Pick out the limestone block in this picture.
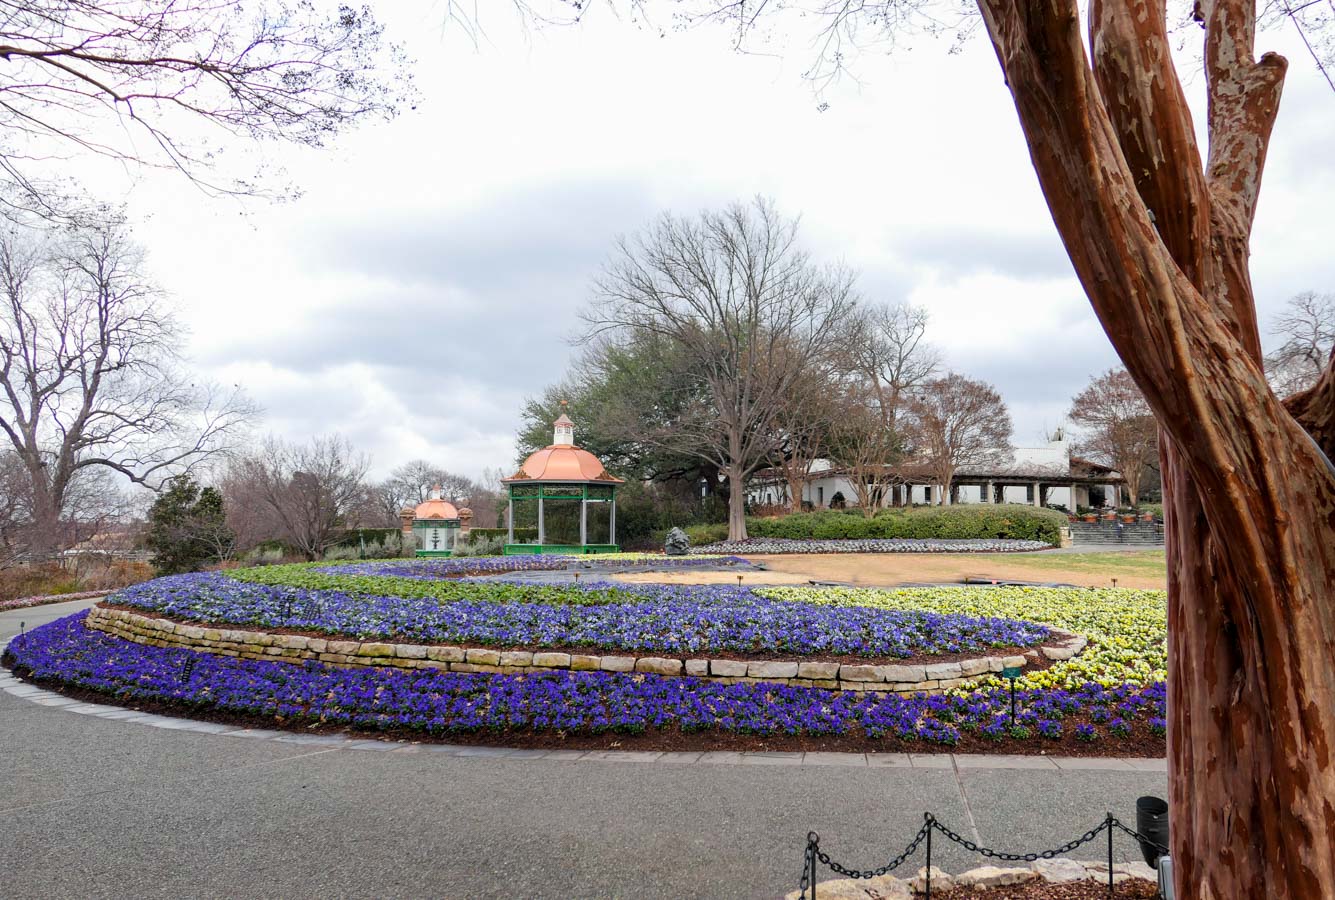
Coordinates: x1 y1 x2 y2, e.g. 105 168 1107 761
908 866 954 893
955 866 1037 888
895 680 940 692
839 664 883 682
1115 862 1156 881
569 654 601 671
684 659 709 676
358 642 395 658
747 661 799 679
878 664 927 683
1042 645 1076 660
783 874 910 900
937 678 967 690
923 661 963 681
710 659 748 677
306 638 328 653
533 652 572 668
394 643 427 659
328 640 360 656
797 661 839 680
600 655 635 672
498 650 534 667
1001 655 1027 669
465 648 502 666
203 630 224 643
1030 858 1089 883
987 657 1005 672
281 635 310 651
959 657 991 677
427 646 465 662
178 625 206 641
636 657 683 676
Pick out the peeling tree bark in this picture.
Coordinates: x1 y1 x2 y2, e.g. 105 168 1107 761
975 0 1335 895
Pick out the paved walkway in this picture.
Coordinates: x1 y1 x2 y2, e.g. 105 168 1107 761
2 601 1167 899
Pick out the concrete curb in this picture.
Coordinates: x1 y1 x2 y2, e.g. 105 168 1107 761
0 640 1165 771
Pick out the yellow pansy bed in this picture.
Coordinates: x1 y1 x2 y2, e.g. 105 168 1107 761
759 586 1167 691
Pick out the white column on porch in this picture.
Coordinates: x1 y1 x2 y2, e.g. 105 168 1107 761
537 496 545 544
507 497 514 543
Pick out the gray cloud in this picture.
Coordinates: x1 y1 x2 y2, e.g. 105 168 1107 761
892 226 1076 281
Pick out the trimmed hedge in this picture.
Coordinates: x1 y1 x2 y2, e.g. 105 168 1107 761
467 527 539 544
745 505 1066 546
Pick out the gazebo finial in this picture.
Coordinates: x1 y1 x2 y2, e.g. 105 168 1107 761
553 402 575 446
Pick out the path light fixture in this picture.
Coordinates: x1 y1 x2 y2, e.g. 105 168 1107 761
1002 665 1023 724
1112 578 1118 588
737 574 744 587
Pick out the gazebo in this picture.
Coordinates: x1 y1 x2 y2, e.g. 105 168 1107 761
502 407 623 555
399 485 473 557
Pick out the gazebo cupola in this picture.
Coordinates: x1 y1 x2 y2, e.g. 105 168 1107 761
402 484 472 557
501 404 624 555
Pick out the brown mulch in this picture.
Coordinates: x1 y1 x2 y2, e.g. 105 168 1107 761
94 601 1066 669
926 880 1158 898
3 662 1165 758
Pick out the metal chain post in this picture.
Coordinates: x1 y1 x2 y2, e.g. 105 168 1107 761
924 814 933 900
1106 812 1115 898
797 812 1164 897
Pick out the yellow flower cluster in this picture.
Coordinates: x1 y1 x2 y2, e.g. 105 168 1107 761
760 585 1167 691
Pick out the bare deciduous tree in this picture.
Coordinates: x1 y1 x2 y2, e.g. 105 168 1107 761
486 0 1335 891
906 375 1012 505
1068 368 1158 505
0 0 412 218
0 218 255 557
830 302 940 514
583 197 860 540
1264 291 1334 396
363 461 482 527
225 435 369 560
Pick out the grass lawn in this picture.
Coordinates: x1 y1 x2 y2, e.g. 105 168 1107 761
978 550 1167 579
616 549 1168 590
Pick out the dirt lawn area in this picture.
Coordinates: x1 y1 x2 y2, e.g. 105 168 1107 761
614 550 1167 590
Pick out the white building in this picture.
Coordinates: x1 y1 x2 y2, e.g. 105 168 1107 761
746 435 1127 512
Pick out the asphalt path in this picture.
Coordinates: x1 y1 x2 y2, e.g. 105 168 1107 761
2 601 1167 900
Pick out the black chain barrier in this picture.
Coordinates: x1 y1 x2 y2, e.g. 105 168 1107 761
798 813 1170 900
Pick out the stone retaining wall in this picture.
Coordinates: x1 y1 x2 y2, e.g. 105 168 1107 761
84 605 1087 694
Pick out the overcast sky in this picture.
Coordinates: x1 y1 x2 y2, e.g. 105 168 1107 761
103 3 1335 482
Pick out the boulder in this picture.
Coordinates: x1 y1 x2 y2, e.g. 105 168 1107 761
1030 858 1089 883
954 865 1037 888
907 866 954 893
664 527 690 557
783 874 911 900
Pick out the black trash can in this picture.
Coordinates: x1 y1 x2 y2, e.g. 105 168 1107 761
1136 795 1170 867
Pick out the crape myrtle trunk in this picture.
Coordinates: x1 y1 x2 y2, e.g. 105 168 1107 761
975 0 1335 895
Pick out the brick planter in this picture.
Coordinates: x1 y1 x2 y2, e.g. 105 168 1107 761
84 605 1087 695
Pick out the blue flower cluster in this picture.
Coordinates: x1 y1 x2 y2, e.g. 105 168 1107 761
107 574 1049 659
5 616 1166 745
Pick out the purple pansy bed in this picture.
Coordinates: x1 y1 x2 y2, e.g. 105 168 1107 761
1 558 1168 754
